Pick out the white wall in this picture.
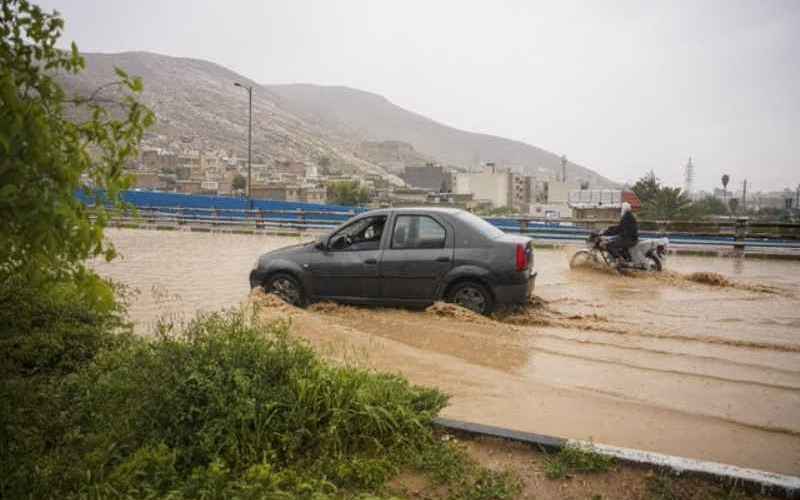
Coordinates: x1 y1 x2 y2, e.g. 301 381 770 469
454 171 510 207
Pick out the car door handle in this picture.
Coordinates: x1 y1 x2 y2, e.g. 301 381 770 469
364 258 377 265
435 256 451 262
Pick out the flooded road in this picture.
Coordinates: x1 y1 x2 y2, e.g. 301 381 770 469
92 228 800 475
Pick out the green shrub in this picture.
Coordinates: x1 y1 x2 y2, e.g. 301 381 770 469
1 307 477 498
0 272 129 379
544 443 616 479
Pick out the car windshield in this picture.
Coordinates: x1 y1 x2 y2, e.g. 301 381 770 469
455 211 505 239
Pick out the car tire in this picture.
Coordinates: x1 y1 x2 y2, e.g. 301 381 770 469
446 281 494 315
264 273 305 307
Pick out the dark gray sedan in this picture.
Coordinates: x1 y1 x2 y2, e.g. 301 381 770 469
249 207 536 314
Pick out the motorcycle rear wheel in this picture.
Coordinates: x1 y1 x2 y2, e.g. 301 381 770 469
570 250 600 269
646 254 663 272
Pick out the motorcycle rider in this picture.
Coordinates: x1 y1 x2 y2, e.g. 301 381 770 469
602 201 638 261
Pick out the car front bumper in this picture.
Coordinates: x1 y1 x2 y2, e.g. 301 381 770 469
493 270 537 305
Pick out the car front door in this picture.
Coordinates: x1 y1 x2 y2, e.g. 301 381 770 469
379 214 454 301
310 215 387 300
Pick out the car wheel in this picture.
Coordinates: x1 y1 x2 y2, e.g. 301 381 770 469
446 281 494 315
265 273 305 306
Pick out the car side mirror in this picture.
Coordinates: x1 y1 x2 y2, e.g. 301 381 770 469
329 234 348 251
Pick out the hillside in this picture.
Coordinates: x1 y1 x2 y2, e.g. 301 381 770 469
60 52 398 181
60 51 614 187
268 83 613 186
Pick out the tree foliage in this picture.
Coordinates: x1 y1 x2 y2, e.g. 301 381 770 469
231 173 246 191
630 171 752 220
0 0 154 286
630 170 660 206
690 195 728 217
640 186 693 220
631 172 696 220
327 180 369 206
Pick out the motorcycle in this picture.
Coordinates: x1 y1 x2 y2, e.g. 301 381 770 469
570 231 669 272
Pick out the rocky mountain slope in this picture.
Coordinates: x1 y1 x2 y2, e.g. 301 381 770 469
60 51 394 180
61 51 613 186
267 83 612 186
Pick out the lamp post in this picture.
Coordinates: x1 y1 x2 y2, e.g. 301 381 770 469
233 82 253 210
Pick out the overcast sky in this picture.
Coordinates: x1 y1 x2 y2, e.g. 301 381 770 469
40 0 799 192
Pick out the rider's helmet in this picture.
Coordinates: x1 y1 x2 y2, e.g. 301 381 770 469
621 202 632 215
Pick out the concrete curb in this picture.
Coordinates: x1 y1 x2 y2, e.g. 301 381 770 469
433 418 800 499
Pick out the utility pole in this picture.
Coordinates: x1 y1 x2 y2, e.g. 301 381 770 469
233 82 253 210
742 179 747 212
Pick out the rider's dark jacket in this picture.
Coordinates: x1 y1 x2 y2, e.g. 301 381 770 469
603 211 639 242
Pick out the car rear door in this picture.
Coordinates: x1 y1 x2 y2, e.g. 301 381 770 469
379 213 454 301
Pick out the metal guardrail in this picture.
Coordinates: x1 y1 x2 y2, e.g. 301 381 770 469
91 205 800 253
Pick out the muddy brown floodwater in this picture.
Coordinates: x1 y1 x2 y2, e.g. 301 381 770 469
92 228 800 475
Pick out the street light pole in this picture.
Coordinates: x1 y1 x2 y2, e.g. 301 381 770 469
234 82 253 210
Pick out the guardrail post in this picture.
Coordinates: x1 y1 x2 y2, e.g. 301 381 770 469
734 217 748 253
298 209 305 232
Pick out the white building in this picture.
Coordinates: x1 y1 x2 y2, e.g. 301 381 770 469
304 164 319 179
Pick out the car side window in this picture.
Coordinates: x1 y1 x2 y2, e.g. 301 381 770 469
329 216 387 251
391 215 446 249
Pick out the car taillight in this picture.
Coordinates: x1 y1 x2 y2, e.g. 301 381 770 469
515 244 528 272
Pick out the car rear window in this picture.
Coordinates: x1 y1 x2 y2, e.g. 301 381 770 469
455 212 505 239
392 215 446 249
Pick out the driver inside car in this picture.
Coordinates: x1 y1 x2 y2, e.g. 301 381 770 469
602 202 638 260
331 217 386 251
349 218 384 250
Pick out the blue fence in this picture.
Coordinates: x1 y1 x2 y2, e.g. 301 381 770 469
79 190 364 225
85 191 800 252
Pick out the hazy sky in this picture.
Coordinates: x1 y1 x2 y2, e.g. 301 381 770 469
40 0 799 192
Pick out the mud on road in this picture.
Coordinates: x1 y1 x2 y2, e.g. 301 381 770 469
92 229 800 475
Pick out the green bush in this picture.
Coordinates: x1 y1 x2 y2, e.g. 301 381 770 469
544 443 616 479
2 304 487 498
0 273 128 379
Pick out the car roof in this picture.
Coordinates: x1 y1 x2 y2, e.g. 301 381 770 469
359 207 465 217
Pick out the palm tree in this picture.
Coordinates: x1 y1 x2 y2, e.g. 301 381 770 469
641 187 693 220
721 174 730 206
